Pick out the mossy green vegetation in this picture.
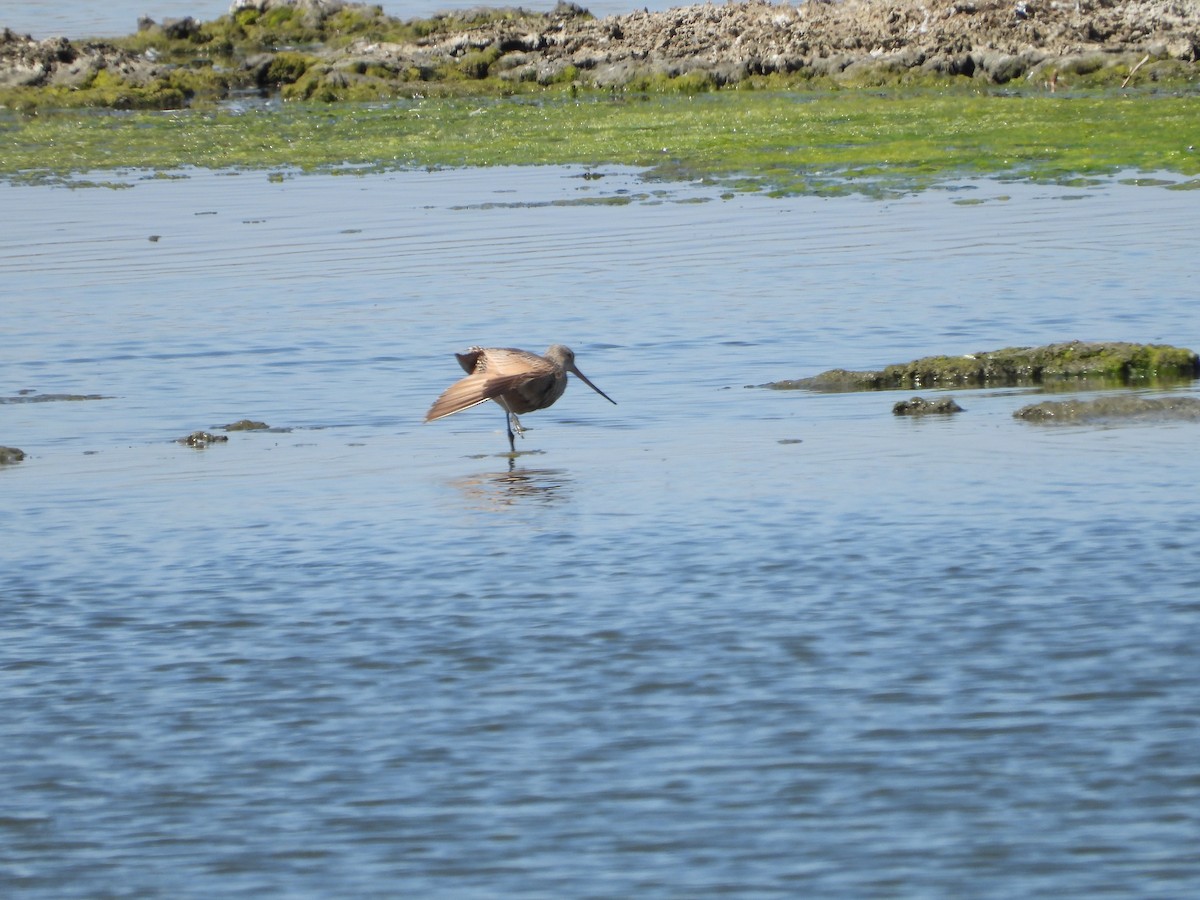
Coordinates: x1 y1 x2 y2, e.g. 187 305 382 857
3 51 1194 113
2 89 1198 194
0 6 595 111
114 4 554 57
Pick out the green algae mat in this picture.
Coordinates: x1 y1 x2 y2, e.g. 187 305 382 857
3 90 1199 193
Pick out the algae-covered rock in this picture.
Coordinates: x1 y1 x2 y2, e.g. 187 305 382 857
0 445 26 464
1014 395 1200 423
4 0 1200 109
177 430 229 447
767 342 1199 392
893 396 964 416
221 419 269 431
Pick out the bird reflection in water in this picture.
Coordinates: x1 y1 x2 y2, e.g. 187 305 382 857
450 461 572 509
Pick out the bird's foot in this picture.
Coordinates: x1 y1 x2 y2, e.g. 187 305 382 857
509 414 526 438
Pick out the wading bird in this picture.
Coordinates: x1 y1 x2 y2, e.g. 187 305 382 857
425 344 616 452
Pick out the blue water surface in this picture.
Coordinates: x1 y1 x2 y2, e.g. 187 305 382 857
2 166 1199 898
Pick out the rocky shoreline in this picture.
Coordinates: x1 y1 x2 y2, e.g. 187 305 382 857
3 0 1200 107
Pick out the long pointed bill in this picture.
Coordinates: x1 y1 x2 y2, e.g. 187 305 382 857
569 366 617 405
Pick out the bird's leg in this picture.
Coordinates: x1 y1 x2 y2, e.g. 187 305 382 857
504 414 527 453
499 400 524 454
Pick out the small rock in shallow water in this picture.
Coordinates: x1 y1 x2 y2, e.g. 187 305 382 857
221 419 269 431
893 396 964 416
177 431 228 447
0 445 26 464
1014 395 1200 423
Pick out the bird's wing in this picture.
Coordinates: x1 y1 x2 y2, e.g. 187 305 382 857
424 372 536 422
473 348 557 377
455 348 484 375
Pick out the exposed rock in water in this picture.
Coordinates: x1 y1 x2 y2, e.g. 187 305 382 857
177 430 229 447
1014 394 1200 423
0 391 110 404
0 28 160 89
0 445 26 464
893 396 964 416
221 419 270 431
765 342 1200 392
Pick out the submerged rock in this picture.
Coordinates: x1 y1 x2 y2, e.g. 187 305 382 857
177 430 229 447
0 445 26 464
0 391 109 404
766 342 1199 392
893 396 964 416
1014 394 1200 423
221 419 270 431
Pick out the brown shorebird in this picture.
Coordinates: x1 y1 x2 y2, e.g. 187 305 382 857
425 344 616 452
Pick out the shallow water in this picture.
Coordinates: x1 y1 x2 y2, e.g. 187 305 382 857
3 166 1200 898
